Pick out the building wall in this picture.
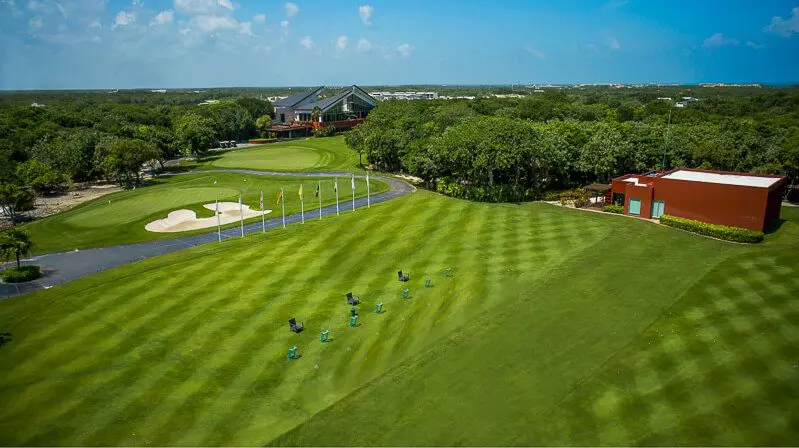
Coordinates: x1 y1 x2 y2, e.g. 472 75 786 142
273 106 294 124
765 182 786 226
624 183 654 218
651 178 768 231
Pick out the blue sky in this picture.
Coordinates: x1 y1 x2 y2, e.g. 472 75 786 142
0 0 798 89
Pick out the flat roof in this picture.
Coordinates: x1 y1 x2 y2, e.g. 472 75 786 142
661 169 781 188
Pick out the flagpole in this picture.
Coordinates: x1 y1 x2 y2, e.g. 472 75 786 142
260 190 265 233
335 177 340 215
281 187 286 229
367 171 370 208
216 198 221 243
351 174 355 212
318 181 322 220
239 195 244 238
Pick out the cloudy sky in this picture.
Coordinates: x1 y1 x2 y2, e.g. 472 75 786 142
0 0 798 89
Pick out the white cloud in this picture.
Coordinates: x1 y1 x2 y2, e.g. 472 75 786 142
113 10 136 27
89 18 102 28
192 14 238 33
178 26 191 34
284 2 298 18
91 35 101 43
746 41 764 50
702 33 738 48
334 35 347 51
300 35 315 50
28 16 42 31
280 19 289 35
239 21 252 36
252 13 265 23
523 44 545 58
607 37 621 50
359 4 372 26
173 0 231 15
151 10 174 26
132 0 141 6
765 7 799 37
356 37 372 53
26 0 44 11
397 43 412 58
586 43 597 51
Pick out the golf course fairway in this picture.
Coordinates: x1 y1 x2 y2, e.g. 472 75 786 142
0 192 797 446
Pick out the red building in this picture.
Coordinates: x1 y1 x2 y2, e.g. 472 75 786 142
608 168 787 231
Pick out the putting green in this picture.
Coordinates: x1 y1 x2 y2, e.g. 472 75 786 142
208 146 326 171
63 187 240 227
22 173 387 254
2 193 797 446
187 136 362 172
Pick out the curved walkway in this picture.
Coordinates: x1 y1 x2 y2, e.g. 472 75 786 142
0 170 415 299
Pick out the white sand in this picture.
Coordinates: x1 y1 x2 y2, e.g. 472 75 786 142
145 202 272 233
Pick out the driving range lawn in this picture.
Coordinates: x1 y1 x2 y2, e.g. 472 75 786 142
1 193 797 446
184 136 364 173
21 172 385 254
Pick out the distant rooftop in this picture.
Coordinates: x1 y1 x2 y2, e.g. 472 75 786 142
662 169 781 188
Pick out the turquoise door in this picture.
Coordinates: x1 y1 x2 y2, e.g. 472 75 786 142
651 200 665 218
628 198 641 215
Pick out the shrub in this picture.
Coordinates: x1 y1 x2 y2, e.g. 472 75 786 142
573 196 588 208
660 215 764 243
248 138 278 144
314 125 338 137
1 265 41 283
603 204 624 214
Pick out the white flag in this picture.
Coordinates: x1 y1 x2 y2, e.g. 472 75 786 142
351 174 355 190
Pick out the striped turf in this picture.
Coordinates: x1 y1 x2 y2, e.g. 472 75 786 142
1 194 797 446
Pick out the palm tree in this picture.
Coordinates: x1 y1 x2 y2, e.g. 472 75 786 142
1 227 33 269
311 106 322 124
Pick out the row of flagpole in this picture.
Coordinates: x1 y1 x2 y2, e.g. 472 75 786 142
214 173 370 242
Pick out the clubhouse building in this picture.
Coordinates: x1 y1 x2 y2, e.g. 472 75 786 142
269 85 377 138
608 168 786 231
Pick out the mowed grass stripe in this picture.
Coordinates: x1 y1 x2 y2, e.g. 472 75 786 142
109 214 362 446
60 253 261 445
9 256 226 446
2 268 191 386
188 197 430 446
171 197 423 446
101 247 294 446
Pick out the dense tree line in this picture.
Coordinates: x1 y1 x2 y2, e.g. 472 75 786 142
346 88 799 202
0 95 274 223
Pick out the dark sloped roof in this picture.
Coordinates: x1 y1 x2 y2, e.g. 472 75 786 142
295 89 350 112
294 85 376 112
273 86 325 107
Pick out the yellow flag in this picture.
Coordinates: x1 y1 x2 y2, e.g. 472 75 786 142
276 189 283 205
298 184 303 201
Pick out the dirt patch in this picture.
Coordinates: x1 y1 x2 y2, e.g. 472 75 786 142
0 181 123 229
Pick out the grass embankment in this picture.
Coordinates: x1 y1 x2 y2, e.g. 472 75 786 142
1 193 797 445
183 136 364 173
22 172 386 254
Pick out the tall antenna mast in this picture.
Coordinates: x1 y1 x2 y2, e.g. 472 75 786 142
661 106 673 171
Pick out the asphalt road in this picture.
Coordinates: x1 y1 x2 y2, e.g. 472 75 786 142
0 170 414 299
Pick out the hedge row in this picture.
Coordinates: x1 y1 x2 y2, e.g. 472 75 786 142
248 138 278 144
1 265 41 283
603 204 624 214
660 215 764 243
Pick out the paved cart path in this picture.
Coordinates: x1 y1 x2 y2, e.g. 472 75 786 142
0 170 414 299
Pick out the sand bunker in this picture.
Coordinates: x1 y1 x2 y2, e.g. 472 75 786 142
145 202 271 233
